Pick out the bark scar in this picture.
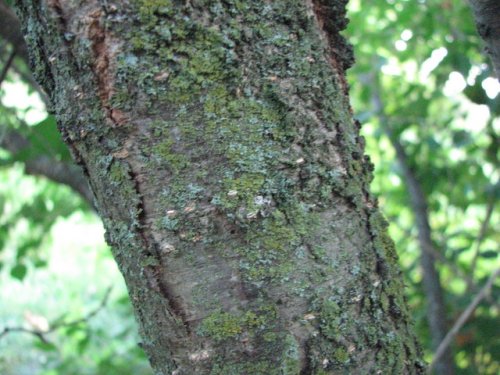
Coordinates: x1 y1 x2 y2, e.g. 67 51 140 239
87 10 127 126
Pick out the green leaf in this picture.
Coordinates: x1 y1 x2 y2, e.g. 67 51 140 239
34 259 48 268
479 250 498 259
34 340 58 352
10 263 27 280
13 116 71 163
77 335 91 354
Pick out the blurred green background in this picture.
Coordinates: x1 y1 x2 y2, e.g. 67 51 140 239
0 0 498 374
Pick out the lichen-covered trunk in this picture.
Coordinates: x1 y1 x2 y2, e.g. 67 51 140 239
16 0 424 373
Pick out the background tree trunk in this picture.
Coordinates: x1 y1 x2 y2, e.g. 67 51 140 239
15 0 424 373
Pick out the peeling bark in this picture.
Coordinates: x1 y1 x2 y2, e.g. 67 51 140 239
15 0 425 373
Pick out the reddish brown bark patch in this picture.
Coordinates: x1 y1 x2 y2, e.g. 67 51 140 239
87 10 127 126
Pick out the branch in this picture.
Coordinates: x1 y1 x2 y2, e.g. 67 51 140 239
0 0 29 63
0 48 16 87
0 125 95 207
0 3 89 204
469 194 496 281
0 287 112 342
428 268 500 373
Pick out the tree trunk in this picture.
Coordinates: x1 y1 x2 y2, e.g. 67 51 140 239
15 0 424 373
468 0 500 81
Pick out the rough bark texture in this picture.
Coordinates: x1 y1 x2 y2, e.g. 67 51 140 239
15 0 424 373
468 0 500 80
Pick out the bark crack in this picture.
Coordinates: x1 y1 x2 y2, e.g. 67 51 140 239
127 159 192 334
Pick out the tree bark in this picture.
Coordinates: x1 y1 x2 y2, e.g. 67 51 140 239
15 0 424 373
468 0 500 80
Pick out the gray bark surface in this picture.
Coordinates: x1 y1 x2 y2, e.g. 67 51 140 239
15 0 424 373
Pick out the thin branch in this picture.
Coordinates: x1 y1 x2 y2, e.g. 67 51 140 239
368 73 492 294
51 287 113 330
0 287 113 342
469 189 496 280
0 48 16 88
428 268 500 374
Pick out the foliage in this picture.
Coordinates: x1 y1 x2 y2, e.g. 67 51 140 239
346 0 499 373
0 0 498 374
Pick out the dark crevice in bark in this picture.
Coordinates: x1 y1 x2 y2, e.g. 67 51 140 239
130 165 192 333
299 340 312 375
47 0 67 29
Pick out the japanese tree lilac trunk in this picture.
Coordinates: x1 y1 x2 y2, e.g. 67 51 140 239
15 0 424 373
